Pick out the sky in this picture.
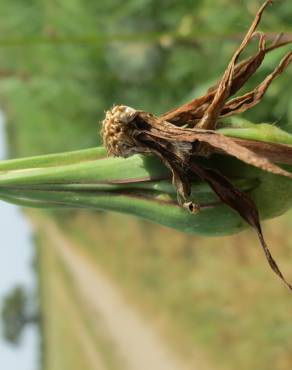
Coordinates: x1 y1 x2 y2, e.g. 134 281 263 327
0 112 38 370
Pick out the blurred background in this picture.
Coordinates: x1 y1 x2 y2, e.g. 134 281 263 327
0 0 292 369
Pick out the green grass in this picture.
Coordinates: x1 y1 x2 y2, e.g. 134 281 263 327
58 210 292 370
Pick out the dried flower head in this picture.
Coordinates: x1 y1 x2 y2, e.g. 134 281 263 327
102 105 141 157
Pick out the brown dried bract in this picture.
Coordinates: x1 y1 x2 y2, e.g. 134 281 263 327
101 1 292 290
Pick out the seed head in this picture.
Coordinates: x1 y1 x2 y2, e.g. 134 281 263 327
101 105 139 157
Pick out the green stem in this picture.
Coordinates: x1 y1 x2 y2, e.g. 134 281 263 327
0 147 107 172
0 187 247 236
0 120 291 236
0 154 169 187
218 122 292 145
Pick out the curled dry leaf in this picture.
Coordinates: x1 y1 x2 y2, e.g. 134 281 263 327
221 51 292 117
101 1 292 290
161 1 292 128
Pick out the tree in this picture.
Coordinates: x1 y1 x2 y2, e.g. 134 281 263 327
1 285 39 346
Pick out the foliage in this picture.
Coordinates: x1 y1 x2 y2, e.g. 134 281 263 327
0 0 291 157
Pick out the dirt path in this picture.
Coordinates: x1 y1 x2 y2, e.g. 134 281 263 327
51 258 107 370
35 217 210 370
